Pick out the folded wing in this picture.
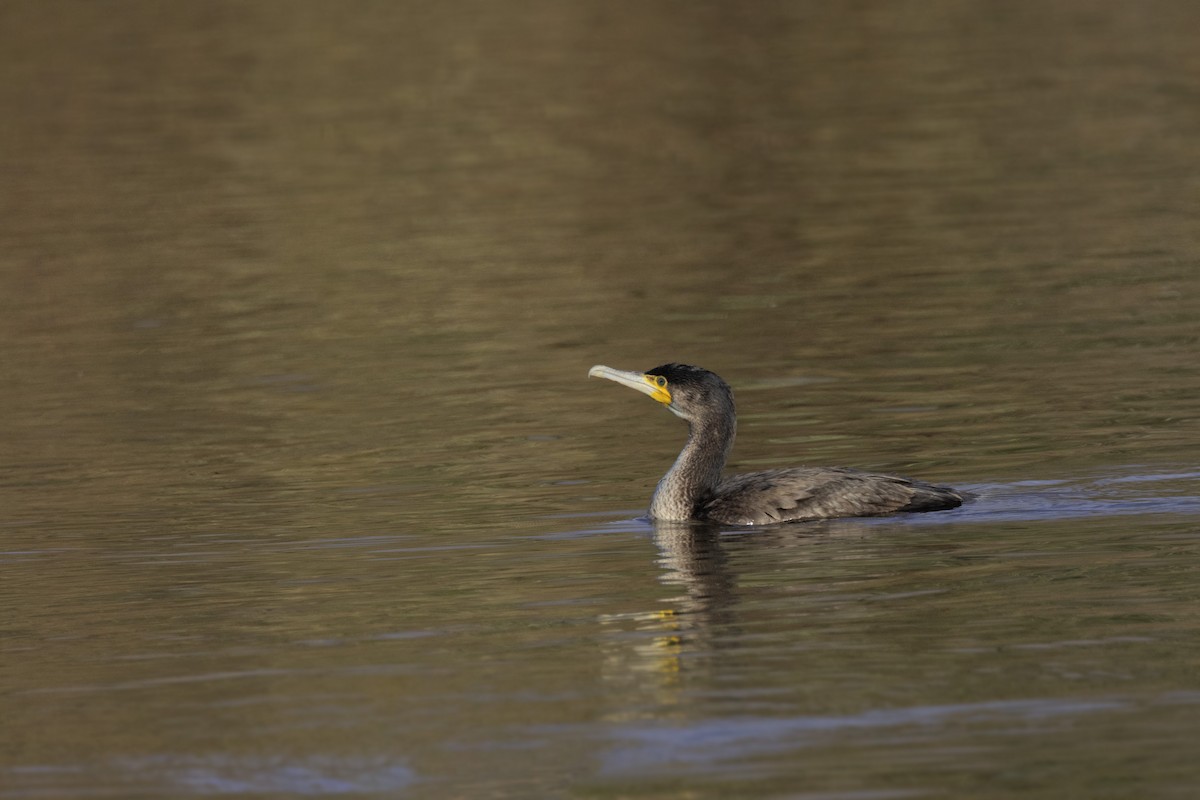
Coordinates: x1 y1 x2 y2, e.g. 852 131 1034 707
701 467 963 526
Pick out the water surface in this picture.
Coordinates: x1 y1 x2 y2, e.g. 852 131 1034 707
3 2 1200 798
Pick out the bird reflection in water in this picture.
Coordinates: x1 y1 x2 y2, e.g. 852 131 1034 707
596 520 734 709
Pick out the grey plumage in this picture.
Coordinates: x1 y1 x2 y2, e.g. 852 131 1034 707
702 467 961 525
589 362 962 526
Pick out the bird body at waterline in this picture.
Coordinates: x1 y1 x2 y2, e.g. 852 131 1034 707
588 363 963 525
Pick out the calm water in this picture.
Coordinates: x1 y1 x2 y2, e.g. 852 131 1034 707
3 2 1200 798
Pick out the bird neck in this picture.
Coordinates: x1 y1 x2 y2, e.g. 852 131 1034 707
649 413 735 521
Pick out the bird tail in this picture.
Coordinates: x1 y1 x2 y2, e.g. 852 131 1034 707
899 483 964 513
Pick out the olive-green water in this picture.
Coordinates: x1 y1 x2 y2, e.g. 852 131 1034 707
3 2 1200 798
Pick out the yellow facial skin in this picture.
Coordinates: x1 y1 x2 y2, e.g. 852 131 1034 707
644 374 672 404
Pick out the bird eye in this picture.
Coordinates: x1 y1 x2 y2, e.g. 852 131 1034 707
655 376 667 388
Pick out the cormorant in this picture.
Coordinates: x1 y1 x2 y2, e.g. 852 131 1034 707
588 363 962 525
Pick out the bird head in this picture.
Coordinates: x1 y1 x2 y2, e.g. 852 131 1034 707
588 363 734 424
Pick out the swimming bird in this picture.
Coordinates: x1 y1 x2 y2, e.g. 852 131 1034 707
588 363 962 525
